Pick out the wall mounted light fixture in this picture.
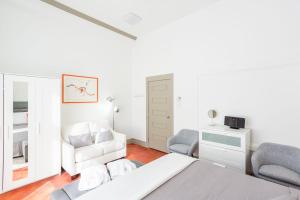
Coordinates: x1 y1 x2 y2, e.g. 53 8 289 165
208 109 217 126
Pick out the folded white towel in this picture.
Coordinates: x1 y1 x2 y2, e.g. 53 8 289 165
107 159 137 180
78 164 110 191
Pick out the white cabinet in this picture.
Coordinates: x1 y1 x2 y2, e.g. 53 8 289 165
1 74 61 193
199 125 251 174
35 77 61 180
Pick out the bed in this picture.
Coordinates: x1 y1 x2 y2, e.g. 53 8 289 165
68 153 299 200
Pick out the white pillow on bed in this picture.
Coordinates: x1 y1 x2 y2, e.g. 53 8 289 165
78 165 110 191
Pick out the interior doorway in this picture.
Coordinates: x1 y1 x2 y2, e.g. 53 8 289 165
146 74 173 152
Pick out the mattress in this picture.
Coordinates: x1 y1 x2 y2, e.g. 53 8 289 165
144 159 300 200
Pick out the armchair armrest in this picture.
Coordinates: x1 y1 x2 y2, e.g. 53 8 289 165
167 135 177 153
251 148 266 177
112 130 126 144
188 141 198 157
61 139 76 175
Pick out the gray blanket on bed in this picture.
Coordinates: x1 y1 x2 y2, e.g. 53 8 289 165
143 160 300 200
53 159 299 200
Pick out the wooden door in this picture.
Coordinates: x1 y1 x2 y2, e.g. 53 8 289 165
35 78 61 180
147 74 173 152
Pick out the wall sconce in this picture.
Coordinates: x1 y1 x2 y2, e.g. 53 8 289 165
208 109 217 126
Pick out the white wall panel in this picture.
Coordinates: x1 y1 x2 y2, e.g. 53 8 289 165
131 0 300 148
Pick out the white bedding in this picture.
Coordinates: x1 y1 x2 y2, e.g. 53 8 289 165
78 164 110 191
107 159 137 180
76 153 196 200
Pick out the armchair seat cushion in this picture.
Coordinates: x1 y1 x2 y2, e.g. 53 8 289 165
169 144 190 155
97 140 125 154
259 165 300 186
75 144 104 163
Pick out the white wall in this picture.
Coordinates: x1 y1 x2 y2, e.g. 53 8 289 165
1 0 300 148
0 0 134 133
131 0 300 148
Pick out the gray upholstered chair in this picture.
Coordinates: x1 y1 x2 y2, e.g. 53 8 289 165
252 143 300 189
167 129 199 157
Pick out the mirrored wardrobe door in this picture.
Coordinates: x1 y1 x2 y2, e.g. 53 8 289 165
3 75 36 191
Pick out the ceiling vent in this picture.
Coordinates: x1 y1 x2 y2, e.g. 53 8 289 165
123 12 142 25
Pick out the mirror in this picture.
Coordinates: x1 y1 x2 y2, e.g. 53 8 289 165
12 82 29 181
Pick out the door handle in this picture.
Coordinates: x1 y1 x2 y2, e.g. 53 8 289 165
166 116 170 119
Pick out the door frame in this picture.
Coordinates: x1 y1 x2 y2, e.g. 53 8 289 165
146 73 174 149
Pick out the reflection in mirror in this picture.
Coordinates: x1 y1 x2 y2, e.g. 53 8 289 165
12 82 29 181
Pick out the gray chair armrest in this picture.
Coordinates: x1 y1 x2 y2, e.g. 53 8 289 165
188 141 198 157
251 148 265 177
167 135 177 152
251 143 277 177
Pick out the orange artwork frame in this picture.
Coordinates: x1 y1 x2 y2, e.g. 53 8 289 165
62 74 99 104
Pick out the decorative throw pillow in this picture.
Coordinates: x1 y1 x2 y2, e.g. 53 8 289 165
63 122 91 143
95 129 113 144
91 128 108 143
69 133 93 148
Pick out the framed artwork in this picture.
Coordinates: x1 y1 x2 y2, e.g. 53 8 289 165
62 74 99 103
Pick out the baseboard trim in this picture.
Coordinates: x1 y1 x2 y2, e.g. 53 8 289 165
127 138 148 147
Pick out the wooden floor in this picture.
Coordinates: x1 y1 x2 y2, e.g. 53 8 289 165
0 144 166 200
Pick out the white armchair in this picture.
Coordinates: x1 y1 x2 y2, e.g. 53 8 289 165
61 122 126 176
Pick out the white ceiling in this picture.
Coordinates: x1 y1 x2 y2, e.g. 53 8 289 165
57 0 219 37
